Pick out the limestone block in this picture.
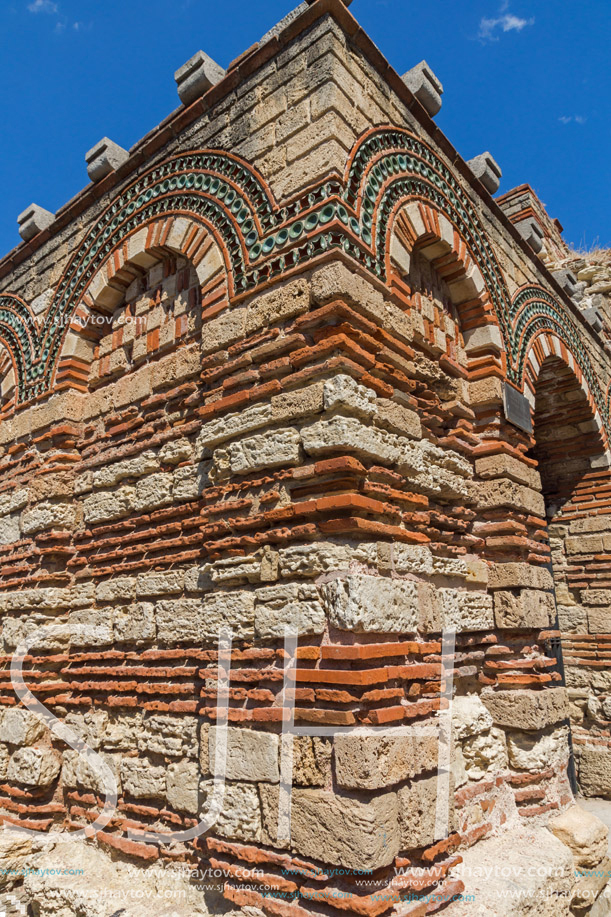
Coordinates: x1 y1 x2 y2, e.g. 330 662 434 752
475 453 541 490
440 588 494 632
549 805 609 868
209 727 279 782
254 583 325 637
446 826 574 916
506 726 569 770
477 479 545 516
95 576 136 603
159 438 193 465
278 542 351 577
557 604 587 632
7 746 60 787
205 548 278 586
17 203 54 242
401 60 443 116
290 788 400 870
488 563 553 591
0 708 45 746
398 773 455 848
323 374 376 417
494 589 555 628
175 50 225 105
136 570 184 597
85 136 129 182
166 760 199 814
573 858 611 912
201 591 255 639
0 515 21 545
467 152 502 195
271 383 325 425
334 730 437 789
589 608 611 633
139 714 198 758
120 758 166 799
92 451 159 488
0 827 31 889
376 399 422 439
132 472 174 512
196 403 272 452
156 599 203 644
452 695 494 740
173 461 210 500
320 574 441 633
462 728 508 780
21 502 75 535
113 602 156 644
292 736 332 787
245 277 310 334
578 746 611 798
377 543 434 576
584 590 611 606
481 688 569 730
64 709 109 750
0 489 28 516
227 429 301 476
82 487 135 524
301 415 401 464
571 516 611 535
200 780 262 842
69 607 113 647
62 749 122 795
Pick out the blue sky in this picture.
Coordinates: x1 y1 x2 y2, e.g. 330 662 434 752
0 0 609 260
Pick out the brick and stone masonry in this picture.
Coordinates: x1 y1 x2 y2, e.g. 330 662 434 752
0 1 611 914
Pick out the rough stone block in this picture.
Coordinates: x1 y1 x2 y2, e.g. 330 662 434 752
462 727 508 781
120 758 166 800
290 788 400 870
578 746 611 799
452 694 494 739
0 708 46 747
175 50 226 105
7 747 60 787
441 588 494 632
552 269 579 298
113 602 156 644
17 204 54 242
255 583 324 637
166 760 199 814
488 563 553 591
227 429 301 476
493 589 555 628
209 727 279 782
334 730 437 789
481 688 569 730
506 726 568 770
69 607 113 647
398 773 455 848
549 805 609 869
515 216 545 253
401 60 443 116
85 137 129 182
467 152 502 195
200 780 262 842
320 574 441 633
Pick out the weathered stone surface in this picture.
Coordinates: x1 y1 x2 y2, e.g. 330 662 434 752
321 574 440 633
7 746 60 787
446 826 574 915
334 730 438 789
462 727 508 780
397 773 455 848
61 748 122 795
488 563 554 591
21 501 75 534
578 746 611 798
440 587 494 631
209 726 279 783
549 805 609 868
292 736 332 786
226 428 301 476
506 726 569 770
255 582 325 637
1 708 46 746
481 688 570 730
278 542 351 576
290 788 400 870
493 589 555 628
113 602 156 644
166 760 199 814
120 757 166 799
200 779 262 842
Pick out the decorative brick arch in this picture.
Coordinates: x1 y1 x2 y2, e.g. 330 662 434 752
54 215 229 394
522 329 609 452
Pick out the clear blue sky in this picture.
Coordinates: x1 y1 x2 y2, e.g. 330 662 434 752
0 0 609 260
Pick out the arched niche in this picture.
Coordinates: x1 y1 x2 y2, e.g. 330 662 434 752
54 216 228 392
